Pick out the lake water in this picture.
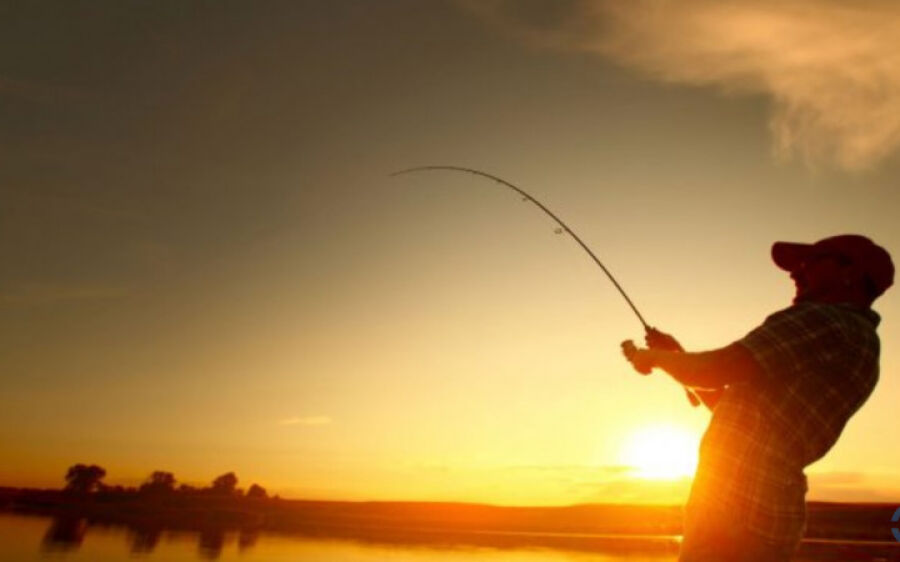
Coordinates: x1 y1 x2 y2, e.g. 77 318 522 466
0 512 675 562
2 512 898 561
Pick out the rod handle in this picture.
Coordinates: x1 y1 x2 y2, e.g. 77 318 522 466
645 326 702 408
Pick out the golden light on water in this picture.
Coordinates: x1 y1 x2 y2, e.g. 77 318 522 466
620 425 700 480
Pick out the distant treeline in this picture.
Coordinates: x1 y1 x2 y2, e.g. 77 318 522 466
61 463 270 499
1 465 899 551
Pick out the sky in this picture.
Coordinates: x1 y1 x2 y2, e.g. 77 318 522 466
2 0 900 506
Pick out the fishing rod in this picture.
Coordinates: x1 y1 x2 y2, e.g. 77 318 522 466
391 165 701 408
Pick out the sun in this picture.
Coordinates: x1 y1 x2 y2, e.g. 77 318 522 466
619 425 700 480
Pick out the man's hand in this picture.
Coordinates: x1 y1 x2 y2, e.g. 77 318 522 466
644 328 701 406
621 340 655 375
645 327 684 352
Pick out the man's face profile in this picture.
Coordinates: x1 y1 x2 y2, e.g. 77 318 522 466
790 252 856 304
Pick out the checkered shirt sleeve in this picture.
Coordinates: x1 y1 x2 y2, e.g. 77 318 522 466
738 302 880 467
686 302 880 547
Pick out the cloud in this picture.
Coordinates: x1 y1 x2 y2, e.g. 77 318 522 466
570 475 692 505
806 470 900 502
807 470 866 486
278 416 332 426
410 463 690 504
527 465 692 504
463 0 900 170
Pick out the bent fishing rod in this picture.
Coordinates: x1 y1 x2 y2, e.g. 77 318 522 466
390 165 701 408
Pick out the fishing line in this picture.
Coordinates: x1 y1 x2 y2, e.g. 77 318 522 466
392 166 648 328
390 165 700 407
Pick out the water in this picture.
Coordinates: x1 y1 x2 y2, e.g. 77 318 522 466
2 512 898 561
0 512 675 562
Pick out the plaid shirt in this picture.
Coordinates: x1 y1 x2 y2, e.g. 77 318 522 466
685 302 881 547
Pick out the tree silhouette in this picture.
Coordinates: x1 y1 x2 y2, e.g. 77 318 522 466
246 484 267 499
139 471 176 494
64 464 106 494
210 472 238 495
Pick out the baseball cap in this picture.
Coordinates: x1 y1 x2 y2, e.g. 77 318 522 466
772 234 894 299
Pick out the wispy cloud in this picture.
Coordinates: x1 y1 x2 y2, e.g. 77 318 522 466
278 416 333 427
806 470 900 502
408 462 691 504
463 0 900 170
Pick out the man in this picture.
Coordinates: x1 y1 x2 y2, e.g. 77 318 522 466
622 234 893 561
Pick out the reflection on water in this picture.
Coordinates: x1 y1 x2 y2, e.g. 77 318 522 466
129 524 162 554
1 512 678 562
238 528 259 551
1 512 898 561
41 516 86 552
197 527 226 559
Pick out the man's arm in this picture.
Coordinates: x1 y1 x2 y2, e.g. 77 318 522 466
623 342 764 390
641 328 731 409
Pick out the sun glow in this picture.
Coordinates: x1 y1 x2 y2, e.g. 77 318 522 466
620 425 700 480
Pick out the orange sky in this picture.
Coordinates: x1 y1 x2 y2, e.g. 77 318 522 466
1 1 899 506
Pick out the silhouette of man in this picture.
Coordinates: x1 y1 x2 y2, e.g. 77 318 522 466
622 234 893 561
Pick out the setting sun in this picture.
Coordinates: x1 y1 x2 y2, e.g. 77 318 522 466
620 425 700 480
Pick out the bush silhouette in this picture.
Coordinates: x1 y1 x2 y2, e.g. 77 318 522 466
139 471 176 494
211 472 238 496
246 484 267 499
